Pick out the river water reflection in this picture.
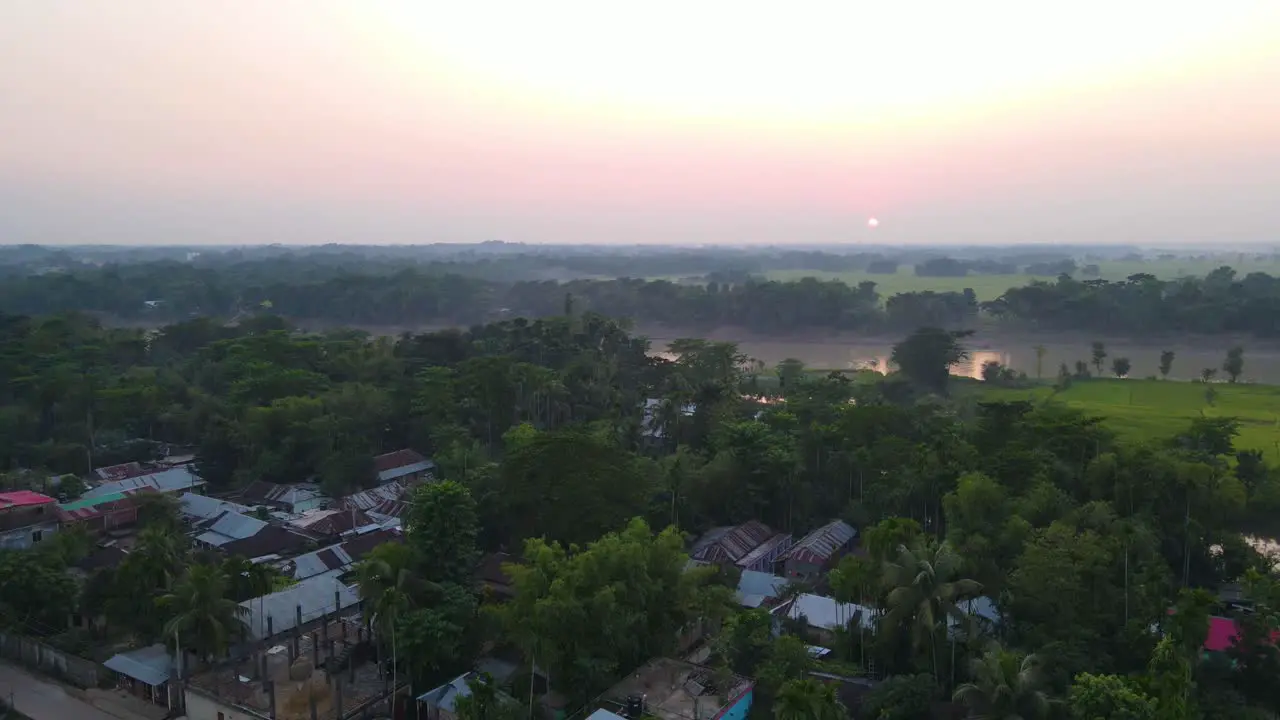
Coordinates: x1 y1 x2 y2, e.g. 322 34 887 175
650 336 1280 384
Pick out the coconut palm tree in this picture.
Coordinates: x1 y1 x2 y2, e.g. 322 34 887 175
953 644 1051 720
355 544 435 690
130 525 187 590
158 564 248 669
773 678 845 720
883 538 982 685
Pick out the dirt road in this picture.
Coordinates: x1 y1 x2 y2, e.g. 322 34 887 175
0 662 119 720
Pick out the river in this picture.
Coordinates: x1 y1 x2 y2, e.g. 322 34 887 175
640 330 1280 383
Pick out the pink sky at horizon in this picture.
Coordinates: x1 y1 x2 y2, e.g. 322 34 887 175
3 2 1280 246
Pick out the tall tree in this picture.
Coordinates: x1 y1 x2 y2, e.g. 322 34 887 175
158 564 248 664
1112 357 1131 379
405 480 480 587
1159 350 1175 380
773 678 845 720
1223 346 1245 383
953 644 1052 720
883 538 982 685
890 328 973 395
1090 341 1107 375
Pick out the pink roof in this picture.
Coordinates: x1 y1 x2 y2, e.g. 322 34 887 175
0 490 57 509
1203 616 1280 652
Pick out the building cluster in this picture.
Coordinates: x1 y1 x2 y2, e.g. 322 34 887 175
3 448 435 720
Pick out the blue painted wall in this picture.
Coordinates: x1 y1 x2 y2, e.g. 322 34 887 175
716 687 753 720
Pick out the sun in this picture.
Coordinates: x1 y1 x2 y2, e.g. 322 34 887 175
867 217 880 228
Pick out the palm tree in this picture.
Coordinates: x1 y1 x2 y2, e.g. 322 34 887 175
883 538 982 686
130 526 187 590
773 678 845 720
158 564 248 669
355 546 435 690
953 644 1051 720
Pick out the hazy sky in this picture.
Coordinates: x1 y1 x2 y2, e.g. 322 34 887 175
4 1 1280 246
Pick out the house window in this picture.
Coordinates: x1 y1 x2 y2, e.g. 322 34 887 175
32 530 43 543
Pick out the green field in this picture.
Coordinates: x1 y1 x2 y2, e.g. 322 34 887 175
976 378 1280 461
765 257 1280 301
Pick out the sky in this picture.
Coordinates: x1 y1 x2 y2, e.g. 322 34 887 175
3 1 1280 246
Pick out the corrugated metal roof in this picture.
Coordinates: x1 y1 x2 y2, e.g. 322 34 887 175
82 467 203 499
417 672 473 709
737 570 788 603
782 594 877 632
241 575 360 640
180 492 251 521
104 644 174 686
0 491 56 508
691 521 775 565
373 449 430 474
782 520 857 566
197 510 267 546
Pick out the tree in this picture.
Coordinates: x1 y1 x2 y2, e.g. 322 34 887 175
1090 342 1107 375
890 327 973 395
355 542 433 691
1200 367 1217 383
773 678 845 720
862 673 936 720
404 480 479 587
953 644 1051 720
498 519 733 707
1223 346 1244 383
883 538 982 684
1159 350 1175 379
453 673 523 720
1144 637 1196 720
490 427 651 547
1067 673 1157 720
395 583 478 688
1112 357 1131 379
158 564 248 664
775 358 807 393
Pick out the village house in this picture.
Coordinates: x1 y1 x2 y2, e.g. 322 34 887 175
690 520 794 573
372 449 434 485
287 507 378 540
81 466 204 500
776 593 877 646
779 519 857 583
341 482 413 524
103 644 179 712
237 480 324 514
0 490 59 549
55 489 152 535
286 528 402 582
179 492 253 524
588 658 753 720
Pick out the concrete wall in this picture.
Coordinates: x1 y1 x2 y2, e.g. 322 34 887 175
0 520 59 550
714 687 753 720
0 631 101 688
184 688 269 720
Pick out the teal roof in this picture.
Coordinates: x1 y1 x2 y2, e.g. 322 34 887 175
59 492 128 511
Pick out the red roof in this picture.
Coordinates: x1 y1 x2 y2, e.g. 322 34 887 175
373 449 428 473
0 491 56 509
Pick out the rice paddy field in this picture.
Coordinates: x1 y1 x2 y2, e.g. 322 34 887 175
764 256 1280 301
976 378 1280 461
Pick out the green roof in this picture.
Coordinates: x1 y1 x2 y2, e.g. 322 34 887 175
59 492 128 511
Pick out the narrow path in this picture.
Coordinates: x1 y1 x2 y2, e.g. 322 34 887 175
0 661 119 720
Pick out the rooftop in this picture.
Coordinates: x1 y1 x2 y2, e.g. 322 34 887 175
780 593 877 632
82 467 203 499
289 508 375 536
196 510 269 547
94 462 154 482
220 524 313 560
599 658 752 720
690 521 775 565
104 644 175 687
0 490 56 509
180 492 252 522
241 575 361 641
781 520 857 566
373 449 434 483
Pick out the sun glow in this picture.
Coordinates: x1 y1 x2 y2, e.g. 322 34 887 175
355 1 1278 129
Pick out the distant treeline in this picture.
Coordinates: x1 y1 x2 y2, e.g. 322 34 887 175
2 254 1279 336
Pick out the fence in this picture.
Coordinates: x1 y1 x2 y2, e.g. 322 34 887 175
0 631 101 688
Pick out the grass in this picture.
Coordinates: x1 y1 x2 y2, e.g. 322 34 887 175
975 378 1280 461
763 257 1280 301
